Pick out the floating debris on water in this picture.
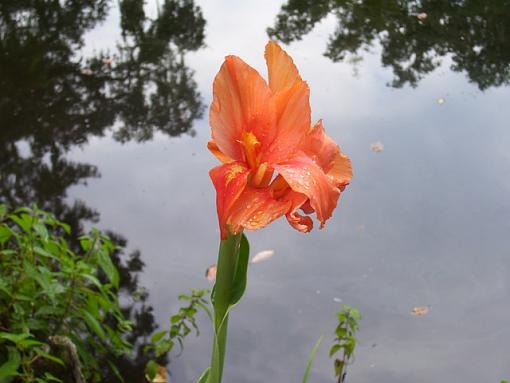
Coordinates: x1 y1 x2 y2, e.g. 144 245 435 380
80 68 94 76
370 141 384 153
333 297 343 303
436 97 445 105
146 365 169 383
205 264 217 281
411 306 431 316
251 249 275 264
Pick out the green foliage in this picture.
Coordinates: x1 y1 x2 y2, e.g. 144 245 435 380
0 205 131 382
301 336 323 383
144 288 211 380
330 304 361 382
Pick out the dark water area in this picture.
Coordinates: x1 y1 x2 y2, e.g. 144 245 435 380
1 1 510 382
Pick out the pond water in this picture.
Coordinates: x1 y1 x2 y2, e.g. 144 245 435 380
1 1 510 382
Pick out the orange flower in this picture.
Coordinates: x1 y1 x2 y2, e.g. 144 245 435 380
209 41 352 239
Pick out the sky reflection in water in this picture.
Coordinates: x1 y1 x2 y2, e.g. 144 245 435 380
1 1 510 382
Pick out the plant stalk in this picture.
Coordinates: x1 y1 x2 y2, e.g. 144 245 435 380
208 231 242 383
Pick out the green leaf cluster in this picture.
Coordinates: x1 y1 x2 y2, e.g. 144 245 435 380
329 304 361 381
144 288 211 380
0 205 131 382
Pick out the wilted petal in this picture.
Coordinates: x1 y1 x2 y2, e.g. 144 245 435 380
209 162 250 239
210 55 275 160
273 153 340 227
227 187 291 233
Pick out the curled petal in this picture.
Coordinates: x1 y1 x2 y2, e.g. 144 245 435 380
227 187 291 233
302 120 352 188
209 162 250 239
208 140 234 164
265 41 301 93
273 153 340 228
210 55 275 160
283 190 313 233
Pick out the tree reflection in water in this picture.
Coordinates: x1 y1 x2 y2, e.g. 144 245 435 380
268 0 510 89
0 0 206 381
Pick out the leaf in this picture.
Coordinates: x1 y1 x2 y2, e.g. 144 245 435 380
83 274 103 290
329 344 341 357
0 332 31 344
42 372 63 382
107 360 124 382
230 234 250 306
145 360 159 380
33 223 49 240
9 214 32 233
0 225 13 245
302 335 323 383
196 367 210 383
334 359 344 377
97 249 119 288
33 246 57 259
151 330 167 343
0 347 21 379
34 349 64 366
82 310 107 340
17 338 44 348
59 222 71 235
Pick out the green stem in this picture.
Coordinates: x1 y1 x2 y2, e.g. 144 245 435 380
208 231 242 383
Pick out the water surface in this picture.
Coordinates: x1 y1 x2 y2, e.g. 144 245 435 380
1 1 509 382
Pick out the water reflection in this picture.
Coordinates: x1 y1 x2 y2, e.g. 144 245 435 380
268 0 510 89
112 0 205 141
0 0 206 380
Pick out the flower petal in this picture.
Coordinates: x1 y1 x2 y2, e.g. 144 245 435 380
227 187 291 233
210 55 275 160
273 153 340 228
283 190 313 233
265 41 301 93
264 80 311 163
302 120 352 188
209 162 250 239
328 151 352 191
207 140 234 164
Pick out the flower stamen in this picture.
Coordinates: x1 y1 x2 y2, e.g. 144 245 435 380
242 131 260 169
